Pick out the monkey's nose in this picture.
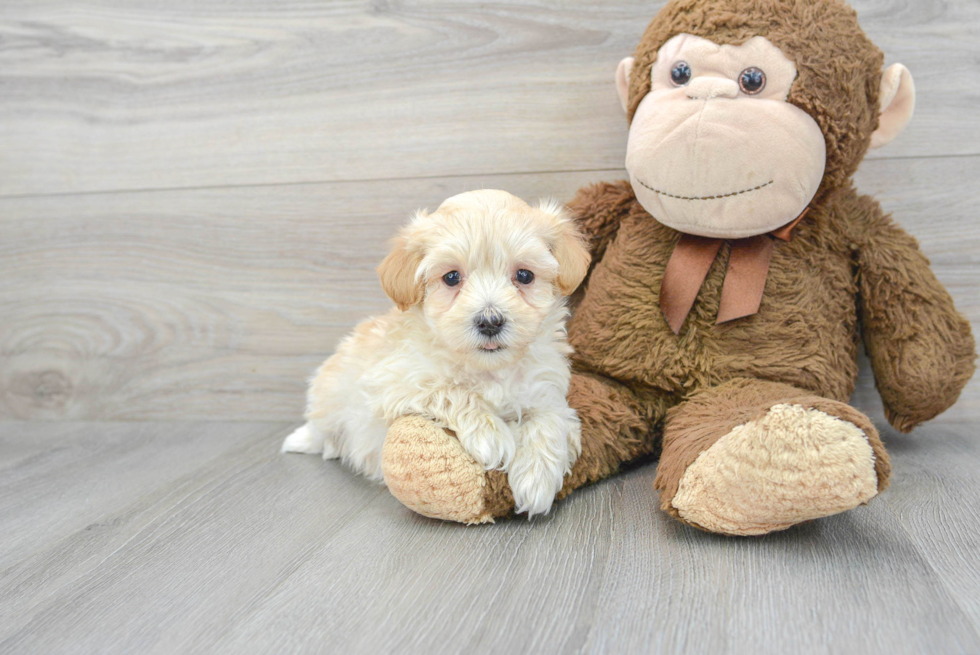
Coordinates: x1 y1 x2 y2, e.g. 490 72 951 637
685 77 739 100
475 310 506 337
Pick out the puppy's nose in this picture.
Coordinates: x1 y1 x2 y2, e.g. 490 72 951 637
475 310 506 337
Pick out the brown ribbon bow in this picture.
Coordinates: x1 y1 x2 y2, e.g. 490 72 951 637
659 208 809 334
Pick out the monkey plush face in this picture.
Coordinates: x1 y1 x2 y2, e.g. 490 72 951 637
617 0 917 240
622 34 825 238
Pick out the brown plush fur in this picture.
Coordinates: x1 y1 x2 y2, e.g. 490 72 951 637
653 377 890 531
477 371 664 521
481 470 516 519
553 175 972 512
384 0 975 532
852 193 977 431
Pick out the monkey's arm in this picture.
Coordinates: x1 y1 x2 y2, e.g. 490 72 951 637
854 195 975 432
566 180 635 285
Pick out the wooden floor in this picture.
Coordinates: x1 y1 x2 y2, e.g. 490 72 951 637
2 0 980 653
2 416 980 654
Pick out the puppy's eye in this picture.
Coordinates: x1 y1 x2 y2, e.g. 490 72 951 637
738 67 766 95
442 271 461 287
515 269 534 285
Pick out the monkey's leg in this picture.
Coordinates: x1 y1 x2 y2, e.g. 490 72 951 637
382 373 664 523
655 378 891 536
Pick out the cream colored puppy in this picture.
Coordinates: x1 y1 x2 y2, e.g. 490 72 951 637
281 189 591 517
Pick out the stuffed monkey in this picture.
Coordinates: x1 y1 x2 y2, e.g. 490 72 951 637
380 0 975 535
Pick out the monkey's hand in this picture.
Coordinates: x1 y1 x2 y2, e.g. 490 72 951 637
856 200 975 432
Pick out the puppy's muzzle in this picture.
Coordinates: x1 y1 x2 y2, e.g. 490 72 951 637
475 309 506 337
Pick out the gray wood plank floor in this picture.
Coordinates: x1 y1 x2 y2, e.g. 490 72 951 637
2 419 979 654
2 0 979 652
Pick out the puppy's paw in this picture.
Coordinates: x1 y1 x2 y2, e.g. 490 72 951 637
458 415 516 471
282 422 338 459
508 448 565 518
321 437 340 460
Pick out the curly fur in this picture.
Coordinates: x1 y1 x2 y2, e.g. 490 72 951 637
283 190 590 517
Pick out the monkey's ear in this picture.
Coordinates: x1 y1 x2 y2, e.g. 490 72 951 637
870 64 915 149
539 200 592 296
377 227 425 311
616 57 634 114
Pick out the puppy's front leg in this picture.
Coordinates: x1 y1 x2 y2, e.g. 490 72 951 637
509 409 582 517
448 400 517 472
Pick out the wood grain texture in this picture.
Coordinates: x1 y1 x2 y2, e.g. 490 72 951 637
0 169 610 420
1 2 978 653
879 423 980 630
0 421 278 570
1 421 979 654
0 421 385 651
0 0 978 197
2 159 977 422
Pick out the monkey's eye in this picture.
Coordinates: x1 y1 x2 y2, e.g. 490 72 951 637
515 269 534 285
738 67 766 95
670 61 692 86
442 271 461 287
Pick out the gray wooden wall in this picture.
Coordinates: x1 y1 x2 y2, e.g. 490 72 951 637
2 0 977 423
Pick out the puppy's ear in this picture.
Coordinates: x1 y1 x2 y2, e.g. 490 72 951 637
377 223 425 311
539 199 591 296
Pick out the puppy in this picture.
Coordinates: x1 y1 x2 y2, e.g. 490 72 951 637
281 189 591 516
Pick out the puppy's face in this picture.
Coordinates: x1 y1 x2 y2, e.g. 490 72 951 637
378 190 590 371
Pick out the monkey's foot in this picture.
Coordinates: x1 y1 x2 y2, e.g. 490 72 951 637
382 416 513 524
656 382 890 536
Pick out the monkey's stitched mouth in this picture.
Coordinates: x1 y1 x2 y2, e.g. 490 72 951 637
636 178 774 201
